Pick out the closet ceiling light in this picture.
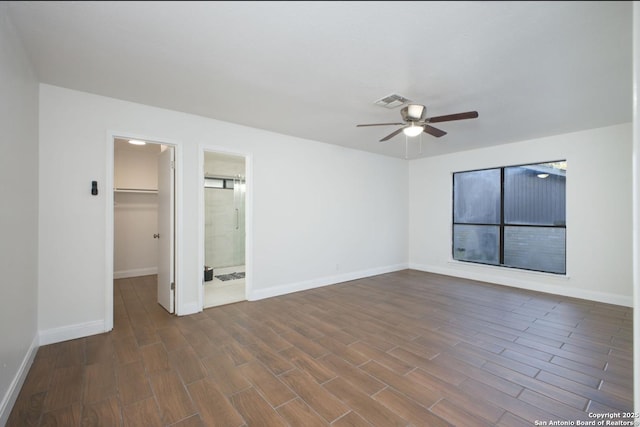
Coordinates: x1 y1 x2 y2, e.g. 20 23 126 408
128 139 146 145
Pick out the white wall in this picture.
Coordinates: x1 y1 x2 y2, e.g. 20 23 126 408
114 192 158 278
114 142 159 190
0 7 39 425
38 84 409 340
409 123 633 306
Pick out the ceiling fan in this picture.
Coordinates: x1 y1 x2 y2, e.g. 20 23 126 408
357 104 478 142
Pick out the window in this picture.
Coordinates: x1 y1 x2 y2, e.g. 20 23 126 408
452 161 566 274
205 177 235 189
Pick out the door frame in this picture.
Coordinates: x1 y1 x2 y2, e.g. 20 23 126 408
105 131 183 331
198 144 252 310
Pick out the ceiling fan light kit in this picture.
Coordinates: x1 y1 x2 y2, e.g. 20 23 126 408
357 103 479 142
403 122 424 137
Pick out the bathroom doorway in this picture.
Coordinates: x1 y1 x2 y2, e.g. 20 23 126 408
203 151 246 308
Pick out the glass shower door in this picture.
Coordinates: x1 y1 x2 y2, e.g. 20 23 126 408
232 175 246 268
204 175 245 272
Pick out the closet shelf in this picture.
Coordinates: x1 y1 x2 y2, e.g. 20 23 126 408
113 188 158 194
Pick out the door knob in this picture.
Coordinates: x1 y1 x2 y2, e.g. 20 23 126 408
154 234 160 239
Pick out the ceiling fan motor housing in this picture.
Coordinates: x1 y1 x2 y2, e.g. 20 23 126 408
401 104 426 122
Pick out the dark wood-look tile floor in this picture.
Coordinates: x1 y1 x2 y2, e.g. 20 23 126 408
7 270 633 426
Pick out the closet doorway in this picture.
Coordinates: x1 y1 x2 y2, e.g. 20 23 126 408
113 138 176 313
203 151 246 308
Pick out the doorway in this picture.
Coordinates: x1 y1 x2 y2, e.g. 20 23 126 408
112 137 176 314
203 151 246 308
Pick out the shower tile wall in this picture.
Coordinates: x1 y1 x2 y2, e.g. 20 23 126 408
204 151 245 271
205 188 236 268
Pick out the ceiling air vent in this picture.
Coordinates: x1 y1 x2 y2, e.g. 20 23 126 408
374 94 410 109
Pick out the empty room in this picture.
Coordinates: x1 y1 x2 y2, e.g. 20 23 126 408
1 2 638 426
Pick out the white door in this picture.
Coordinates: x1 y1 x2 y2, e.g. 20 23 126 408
157 147 175 313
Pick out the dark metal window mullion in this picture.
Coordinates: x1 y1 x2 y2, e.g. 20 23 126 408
499 168 505 265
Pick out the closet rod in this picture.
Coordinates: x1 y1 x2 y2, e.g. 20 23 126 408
113 188 158 193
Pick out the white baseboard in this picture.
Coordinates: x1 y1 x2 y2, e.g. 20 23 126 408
409 262 633 307
113 267 158 279
39 320 106 346
0 334 38 426
248 263 408 301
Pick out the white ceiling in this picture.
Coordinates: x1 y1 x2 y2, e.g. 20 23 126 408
6 1 633 159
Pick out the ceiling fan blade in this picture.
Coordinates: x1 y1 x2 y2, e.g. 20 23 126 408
428 111 478 123
380 127 405 142
423 125 447 138
356 122 404 127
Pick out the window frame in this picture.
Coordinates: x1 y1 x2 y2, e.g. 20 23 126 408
204 177 236 190
451 160 567 275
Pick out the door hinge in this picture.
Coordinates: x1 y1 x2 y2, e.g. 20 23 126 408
170 160 175 169
170 282 175 291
